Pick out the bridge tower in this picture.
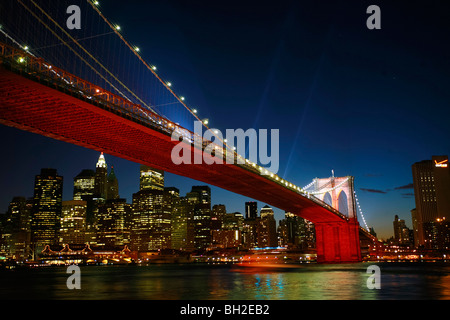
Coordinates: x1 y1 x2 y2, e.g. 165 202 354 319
304 175 361 263
313 174 357 219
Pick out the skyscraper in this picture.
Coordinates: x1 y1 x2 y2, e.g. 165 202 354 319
393 215 412 246
412 155 450 247
73 169 96 231
245 201 258 220
31 168 63 252
278 212 298 247
2 197 32 260
242 218 259 249
94 153 108 199
171 196 195 252
96 198 131 249
242 202 260 249
258 205 277 248
212 204 226 230
60 200 87 246
131 189 171 251
189 186 212 250
107 166 119 200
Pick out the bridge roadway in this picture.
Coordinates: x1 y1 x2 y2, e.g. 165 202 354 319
0 43 363 263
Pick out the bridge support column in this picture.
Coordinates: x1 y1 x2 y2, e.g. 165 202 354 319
315 218 361 263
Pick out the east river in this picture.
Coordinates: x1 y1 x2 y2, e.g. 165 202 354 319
1 262 450 300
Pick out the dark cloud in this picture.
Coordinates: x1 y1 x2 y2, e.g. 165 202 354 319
401 192 414 198
360 188 387 194
394 183 414 190
365 173 383 177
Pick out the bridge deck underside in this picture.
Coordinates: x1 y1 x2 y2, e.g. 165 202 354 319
0 65 346 225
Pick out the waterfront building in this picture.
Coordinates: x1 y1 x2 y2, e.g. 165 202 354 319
212 211 243 249
1 197 32 260
212 229 241 249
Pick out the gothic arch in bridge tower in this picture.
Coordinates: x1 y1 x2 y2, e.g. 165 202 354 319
337 190 349 217
323 192 332 207
313 176 357 219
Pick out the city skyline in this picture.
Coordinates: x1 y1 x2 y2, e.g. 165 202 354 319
2 150 317 257
0 149 310 226
1 0 449 242
0 144 444 241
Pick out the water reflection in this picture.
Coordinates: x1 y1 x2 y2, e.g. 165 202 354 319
230 266 378 300
2 262 450 300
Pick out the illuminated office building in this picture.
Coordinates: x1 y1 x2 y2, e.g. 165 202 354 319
96 198 131 249
257 205 277 248
242 202 260 249
212 229 241 249
278 212 297 247
242 218 259 249
73 169 96 231
171 196 195 251
1 197 32 260
131 189 171 251
73 169 95 201
211 204 226 230
189 186 212 250
212 211 243 249
278 212 316 249
140 165 164 191
412 155 450 248
31 168 63 252
60 200 87 245
393 215 413 246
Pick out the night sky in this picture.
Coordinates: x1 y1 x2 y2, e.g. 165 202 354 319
1 0 449 240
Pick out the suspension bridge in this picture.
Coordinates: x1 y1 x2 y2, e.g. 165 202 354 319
0 0 376 263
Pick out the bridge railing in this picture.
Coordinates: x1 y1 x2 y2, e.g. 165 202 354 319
0 41 349 221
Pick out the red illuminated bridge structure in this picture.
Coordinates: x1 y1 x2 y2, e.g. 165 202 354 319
0 42 376 263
